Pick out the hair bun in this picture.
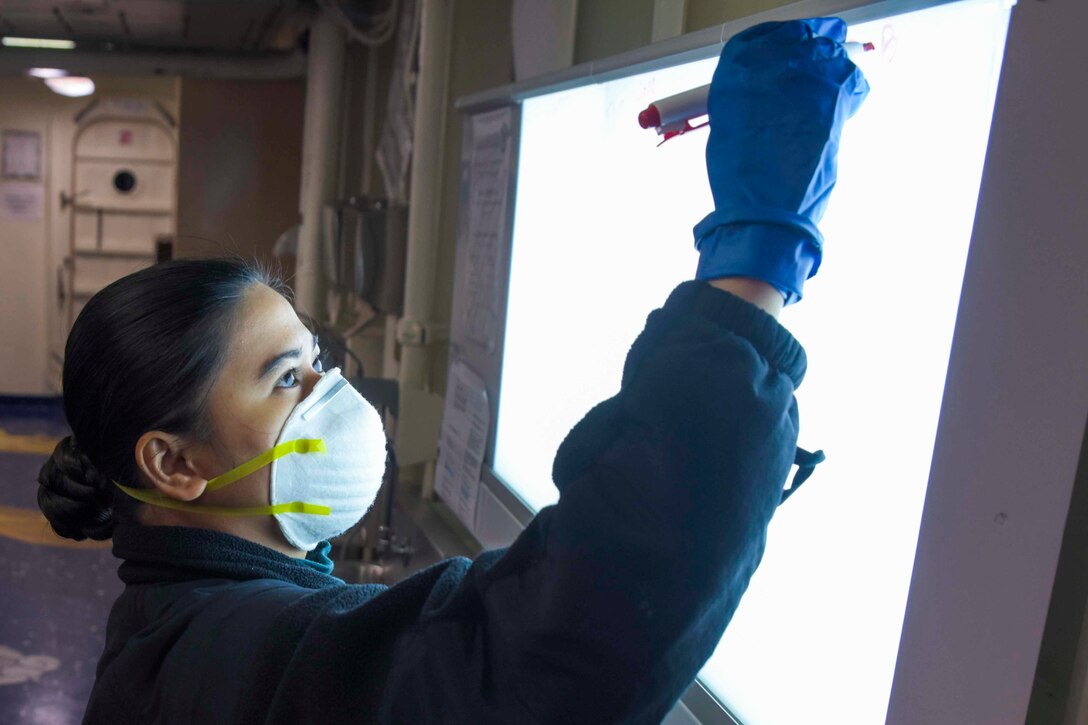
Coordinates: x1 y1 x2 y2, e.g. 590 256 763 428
37 436 115 541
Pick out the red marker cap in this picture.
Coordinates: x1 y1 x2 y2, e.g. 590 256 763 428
638 105 661 129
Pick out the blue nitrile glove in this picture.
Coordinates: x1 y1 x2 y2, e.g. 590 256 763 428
694 18 869 304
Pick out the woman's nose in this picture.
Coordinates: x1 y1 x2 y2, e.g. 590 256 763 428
300 367 323 399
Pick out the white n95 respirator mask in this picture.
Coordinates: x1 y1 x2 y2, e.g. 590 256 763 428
116 367 389 551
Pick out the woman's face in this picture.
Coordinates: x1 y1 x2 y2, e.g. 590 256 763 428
139 283 325 553
204 281 325 485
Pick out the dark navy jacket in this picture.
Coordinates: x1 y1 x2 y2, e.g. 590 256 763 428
84 280 807 724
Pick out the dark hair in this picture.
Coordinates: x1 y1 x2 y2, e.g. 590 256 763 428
37 258 290 541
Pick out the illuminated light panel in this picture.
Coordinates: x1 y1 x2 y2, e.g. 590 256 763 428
44 76 95 97
2 37 76 49
26 67 68 79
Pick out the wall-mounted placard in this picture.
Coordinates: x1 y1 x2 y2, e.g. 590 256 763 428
1 130 42 180
0 183 44 221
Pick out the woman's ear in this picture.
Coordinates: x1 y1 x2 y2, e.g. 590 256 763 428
134 432 208 501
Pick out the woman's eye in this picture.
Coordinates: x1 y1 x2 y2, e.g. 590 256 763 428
276 367 300 389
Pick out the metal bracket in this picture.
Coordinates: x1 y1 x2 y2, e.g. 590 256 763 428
395 318 450 347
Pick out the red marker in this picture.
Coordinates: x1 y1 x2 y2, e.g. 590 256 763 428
639 41 875 145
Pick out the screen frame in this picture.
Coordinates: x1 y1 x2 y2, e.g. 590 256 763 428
449 0 1088 722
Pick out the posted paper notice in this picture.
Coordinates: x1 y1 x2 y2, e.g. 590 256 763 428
0 183 44 221
458 107 514 353
435 360 491 531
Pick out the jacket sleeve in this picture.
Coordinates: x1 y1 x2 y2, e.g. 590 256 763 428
379 280 807 724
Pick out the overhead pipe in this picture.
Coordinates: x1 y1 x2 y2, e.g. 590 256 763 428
397 0 455 495
295 11 347 320
0 48 307 79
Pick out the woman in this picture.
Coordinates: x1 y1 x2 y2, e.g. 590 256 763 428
38 19 866 724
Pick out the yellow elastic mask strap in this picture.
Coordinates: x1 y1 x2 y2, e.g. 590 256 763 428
205 438 326 492
112 438 332 517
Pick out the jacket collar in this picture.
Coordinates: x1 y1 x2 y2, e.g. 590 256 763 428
111 524 344 590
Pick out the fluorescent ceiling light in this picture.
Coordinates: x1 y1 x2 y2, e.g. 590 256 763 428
44 76 95 97
2 37 76 50
27 67 68 79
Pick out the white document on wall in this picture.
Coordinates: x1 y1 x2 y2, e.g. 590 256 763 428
457 107 514 353
1 130 42 180
435 360 491 531
0 183 44 221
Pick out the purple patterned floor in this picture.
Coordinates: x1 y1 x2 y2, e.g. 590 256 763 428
0 400 121 725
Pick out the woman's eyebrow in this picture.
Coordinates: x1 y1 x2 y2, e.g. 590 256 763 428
258 334 320 380
259 348 300 380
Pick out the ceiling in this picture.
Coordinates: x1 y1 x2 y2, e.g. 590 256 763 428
0 0 314 54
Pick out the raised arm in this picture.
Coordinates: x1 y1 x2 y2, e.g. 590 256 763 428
376 18 869 724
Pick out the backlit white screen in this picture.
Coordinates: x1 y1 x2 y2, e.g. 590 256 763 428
493 0 1011 722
